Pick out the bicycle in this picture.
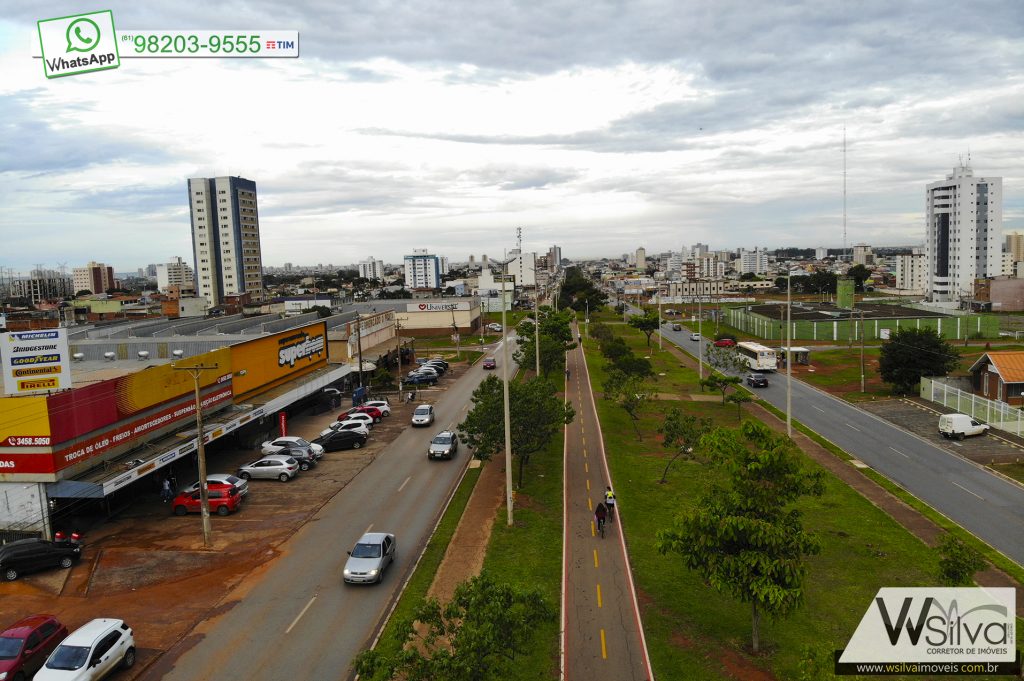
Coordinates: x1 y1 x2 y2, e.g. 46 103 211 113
596 515 606 538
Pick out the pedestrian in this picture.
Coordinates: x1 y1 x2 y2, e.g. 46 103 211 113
161 478 173 503
167 469 177 491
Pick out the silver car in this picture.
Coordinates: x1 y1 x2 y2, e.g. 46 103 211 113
411 404 434 427
237 455 299 482
343 532 396 584
184 473 249 497
428 431 459 460
320 420 370 438
261 436 324 459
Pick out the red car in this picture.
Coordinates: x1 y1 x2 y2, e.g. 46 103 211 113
172 482 242 516
0 614 68 680
341 405 383 423
713 338 737 347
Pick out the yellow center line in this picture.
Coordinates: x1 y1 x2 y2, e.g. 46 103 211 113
587 497 593 512
590 520 595 537
584 462 588 473
593 549 599 568
586 479 590 491
597 584 603 607
600 629 607 659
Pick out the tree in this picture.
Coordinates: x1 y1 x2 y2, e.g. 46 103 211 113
458 376 574 487
658 408 712 483
304 305 332 319
701 374 742 404
628 309 661 347
354 572 555 681
75 289 92 297
726 392 753 419
936 535 986 586
612 354 654 378
599 337 631 363
878 327 959 394
603 369 648 439
656 421 825 652
847 264 871 292
590 322 613 343
705 345 750 374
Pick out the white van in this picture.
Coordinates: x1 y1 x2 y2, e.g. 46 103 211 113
938 414 990 440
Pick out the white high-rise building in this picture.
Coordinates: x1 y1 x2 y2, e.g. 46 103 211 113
739 248 769 275
815 247 828 260
894 250 926 294
925 164 1002 302
635 247 646 270
72 261 115 294
156 256 195 293
358 257 385 281
188 176 265 306
404 249 441 289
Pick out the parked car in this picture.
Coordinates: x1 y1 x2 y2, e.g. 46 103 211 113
272 445 318 471
746 373 769 388
672 324 682 331
426 358 449 369
36 619 135 681
410 366 440 378
237 455 299 482
482 357 496 370
938 413 990 440
172 483 242 517
713 338 737 347
689 332 701 341
487 323 503 332
261 436 324 458
364 400 391 416
0 538 83 582
320 420 370 438
183 473 249 497
341 405 384 423
405 373 437 386
343 532 396 584
312 429 368 452
335 412 374 429
428 431 459 460
411 404 435 427
0 614 68 680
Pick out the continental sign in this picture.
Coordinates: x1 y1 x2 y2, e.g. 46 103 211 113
232 322 328 400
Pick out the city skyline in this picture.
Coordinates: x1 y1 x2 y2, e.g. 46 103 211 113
1 1 1022 272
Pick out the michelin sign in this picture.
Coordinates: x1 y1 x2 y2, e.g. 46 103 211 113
1 329 73 395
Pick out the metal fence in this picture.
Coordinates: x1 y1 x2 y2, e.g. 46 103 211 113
920 377 1024 436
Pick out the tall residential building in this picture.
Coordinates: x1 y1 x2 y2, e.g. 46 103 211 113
547 245 562 271
404 249 441 289
72 261 115 294
188 176 265 307
156 256 195 294
894 251 926 294
635 247 647 271
508 251 537 288
11 271 74 303
925 164 1002 302
852 243 874 266
739 248 769 275
1006 233 1024 264
690 243 709 259
815 247 828 260
358 256 385 280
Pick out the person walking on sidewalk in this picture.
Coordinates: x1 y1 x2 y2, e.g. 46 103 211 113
161 478 173 503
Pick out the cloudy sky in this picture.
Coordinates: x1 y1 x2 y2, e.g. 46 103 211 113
1 1 1022 274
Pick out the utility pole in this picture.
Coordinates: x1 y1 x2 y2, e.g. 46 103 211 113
394 316 404 401
697 297 703 381
172 362 218 548
534 285 540 377
657 290 663 349
860 308 866 393
786 272 792 438
497 256 515 526
585 299 589 339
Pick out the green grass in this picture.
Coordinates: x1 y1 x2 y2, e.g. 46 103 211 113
363 466 482 674
990 461 1024 485
483 310 530 327
583 329 1022 680
481 429 564 679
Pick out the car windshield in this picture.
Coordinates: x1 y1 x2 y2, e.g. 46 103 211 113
46 644 90 670
414 407 430 415
289 438 311 447
433 435 452 445
0 636 23 659
351 542 382 559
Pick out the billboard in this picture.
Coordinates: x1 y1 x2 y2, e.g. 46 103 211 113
1 329 72 395
406 301 472 312
231 322 327 400
0 396 52 447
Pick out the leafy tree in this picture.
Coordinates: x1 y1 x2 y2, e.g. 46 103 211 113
354 572 555 681
704 345 750 374
846 264 871 292
658 408 712 483
612 354 654 378
75 289 92 297
459 376 574 487
656 421 825 652
379 288 413 299
558 267 608 312
726 392 753 419
700 374 742 404
936 535 986 586
628 309 661 347
739 272 762 282
304 305 332 319
590 322 613 343
878 328 959 394
603 369 648 439
599 337 631 363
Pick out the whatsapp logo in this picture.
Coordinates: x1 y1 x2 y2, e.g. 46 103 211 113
66 17 100 52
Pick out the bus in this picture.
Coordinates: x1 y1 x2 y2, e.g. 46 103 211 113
735 342 777 371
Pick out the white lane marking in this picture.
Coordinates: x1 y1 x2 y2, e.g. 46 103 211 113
364 523 373 534
398 476 411 492
845 423 861 432
812 405 825 413
952 481 984 500
889 447 909 458
285 595 317 634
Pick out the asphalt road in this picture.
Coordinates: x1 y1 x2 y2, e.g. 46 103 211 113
562 328 653 681
147 340 517 681
654 318 1024 566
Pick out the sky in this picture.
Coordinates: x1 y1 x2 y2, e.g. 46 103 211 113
1 1 1022 274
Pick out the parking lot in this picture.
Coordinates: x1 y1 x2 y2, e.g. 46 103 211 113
0 361 466 679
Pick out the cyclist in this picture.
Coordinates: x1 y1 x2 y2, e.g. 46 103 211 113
604 486 616 521
594 501 608 537
565 367 570 379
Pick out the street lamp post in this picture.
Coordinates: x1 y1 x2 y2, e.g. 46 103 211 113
534 286 540 377
697 297 703 381
172 362 218 548
658 290 662 350
786 272 792 437
355 315 364 388
494 256 515 527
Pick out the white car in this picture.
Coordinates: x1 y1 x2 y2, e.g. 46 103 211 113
37 618 135 680
261 436 324 458
411 404 435 427
339 413 374 429
364 400 391 416
184 473 249 497
487 323 503 332
320 420 371 438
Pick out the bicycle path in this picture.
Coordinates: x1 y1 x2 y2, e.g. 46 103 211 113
562 327 654 681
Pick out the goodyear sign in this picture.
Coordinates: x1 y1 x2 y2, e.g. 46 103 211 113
1 329 72 395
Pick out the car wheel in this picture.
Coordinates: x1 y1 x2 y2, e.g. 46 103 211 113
957 432 965 441
279 473 290 482
121 647 136 669
239 472 252 480
4 567 18 581
352 441 362 449
217 505 230 516
300 461 310 471
174 505 188 516
59 556 73 569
